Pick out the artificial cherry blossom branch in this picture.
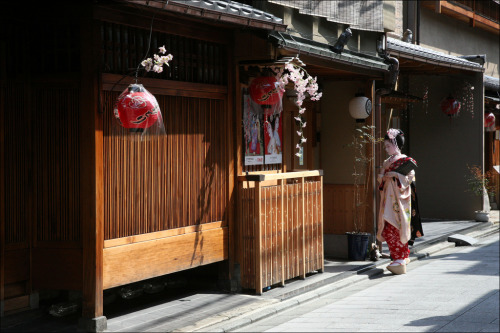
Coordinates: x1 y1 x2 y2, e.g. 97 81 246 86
140 45 174 74
273 57 322 158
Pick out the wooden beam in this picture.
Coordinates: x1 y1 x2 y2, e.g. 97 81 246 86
227 37 235 283
238 170 323 182
0 81 5 316
103 221 224 248
435 0 442 14
101 73 227 98
103 227 228 289
80 7 104 321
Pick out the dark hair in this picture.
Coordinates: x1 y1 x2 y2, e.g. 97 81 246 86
384 129 405 150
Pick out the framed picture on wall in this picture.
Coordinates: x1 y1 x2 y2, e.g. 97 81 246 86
264 113 282 164
243 90 264 166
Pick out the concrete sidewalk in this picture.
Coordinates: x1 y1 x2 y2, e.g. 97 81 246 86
1 214 498 332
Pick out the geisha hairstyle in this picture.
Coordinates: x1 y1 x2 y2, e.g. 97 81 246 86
384 128 405 150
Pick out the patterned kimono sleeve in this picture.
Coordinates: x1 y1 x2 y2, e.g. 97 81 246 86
396 169 415 189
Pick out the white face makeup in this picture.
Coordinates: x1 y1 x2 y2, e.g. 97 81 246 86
384 140 399 156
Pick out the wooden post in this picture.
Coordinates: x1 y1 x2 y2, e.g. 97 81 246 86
227 34 235 287
300 177 306 279
435 0 442 13
79 6 106 332
0 81 5 317
254 182 262 295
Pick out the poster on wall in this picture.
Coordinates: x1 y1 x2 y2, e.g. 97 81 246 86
243 91 264 166
264 113 282 164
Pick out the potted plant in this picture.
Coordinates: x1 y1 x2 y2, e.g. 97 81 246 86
465 164 495 222
345 125 383 260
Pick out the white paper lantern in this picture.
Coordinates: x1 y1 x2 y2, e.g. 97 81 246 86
349 96 372 120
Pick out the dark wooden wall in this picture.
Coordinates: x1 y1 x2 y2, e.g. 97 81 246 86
1 81 83 312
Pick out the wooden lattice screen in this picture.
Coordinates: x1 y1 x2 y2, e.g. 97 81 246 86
100 21 227 85
102 91 228 240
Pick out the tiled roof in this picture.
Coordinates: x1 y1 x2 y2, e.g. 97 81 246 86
386 37 484 72
269 31 389 72
171 0 284 24
126 0 286 31
485 75 500 91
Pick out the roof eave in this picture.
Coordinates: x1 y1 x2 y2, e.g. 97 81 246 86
388 49 485 73
125 0 287 32
270 33 390 73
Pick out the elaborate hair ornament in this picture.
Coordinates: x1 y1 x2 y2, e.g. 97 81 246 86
386 128 401 153
387 128 399 140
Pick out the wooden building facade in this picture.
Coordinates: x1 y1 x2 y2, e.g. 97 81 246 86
1 1 391 328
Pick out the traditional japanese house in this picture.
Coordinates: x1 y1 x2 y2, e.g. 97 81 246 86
1 1 396 331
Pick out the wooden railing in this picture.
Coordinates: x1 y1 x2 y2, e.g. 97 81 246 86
238 170 324 294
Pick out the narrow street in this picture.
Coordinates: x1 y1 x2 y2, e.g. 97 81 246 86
236 233 500 332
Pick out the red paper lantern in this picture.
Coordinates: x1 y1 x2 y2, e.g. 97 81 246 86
485 112 495 129
114 84 160 130
249 77 283 106
440 96 461 117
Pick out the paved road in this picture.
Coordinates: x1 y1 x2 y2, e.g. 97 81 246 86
236 233 500 332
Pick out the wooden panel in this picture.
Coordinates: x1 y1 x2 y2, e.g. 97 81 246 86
102 91 228 239
32 248 83 290
4 282 27 299
4 249 29 285
4 295 29 313
323 184 373 234
3 84 30 245
4 82 82 244
32 86 82 243
103 227 228 289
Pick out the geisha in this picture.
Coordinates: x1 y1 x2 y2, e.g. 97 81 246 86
377 129 420 275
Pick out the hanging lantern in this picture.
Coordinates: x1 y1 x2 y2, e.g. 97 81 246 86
485 112 495 131
249 76 283 106
349 95 372 121
114 84 160 131
440 96 461 117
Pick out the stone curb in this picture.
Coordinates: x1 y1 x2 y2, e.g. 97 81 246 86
184 222 499 333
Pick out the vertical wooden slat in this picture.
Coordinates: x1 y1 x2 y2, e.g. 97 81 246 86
254 182 262 295
280 180 285 286
319 177 324 272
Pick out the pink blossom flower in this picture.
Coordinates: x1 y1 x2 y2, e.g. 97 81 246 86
153 65 163 73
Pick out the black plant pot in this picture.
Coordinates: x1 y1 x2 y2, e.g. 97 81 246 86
346 232 370 261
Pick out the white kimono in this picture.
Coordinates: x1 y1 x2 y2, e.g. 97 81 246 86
377 155 415 244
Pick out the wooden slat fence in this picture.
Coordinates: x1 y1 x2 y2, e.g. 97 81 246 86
238 171 324 294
